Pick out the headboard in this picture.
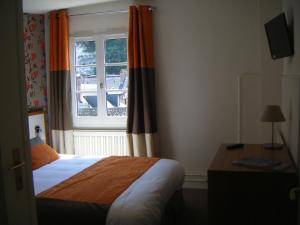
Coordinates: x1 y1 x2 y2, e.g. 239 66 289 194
28 111 48 144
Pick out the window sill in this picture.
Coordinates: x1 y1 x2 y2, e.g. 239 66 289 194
72 127 126 131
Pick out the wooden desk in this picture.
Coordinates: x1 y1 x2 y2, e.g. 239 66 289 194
208 144 297 225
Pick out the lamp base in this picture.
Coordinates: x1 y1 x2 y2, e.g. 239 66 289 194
263 143 283 149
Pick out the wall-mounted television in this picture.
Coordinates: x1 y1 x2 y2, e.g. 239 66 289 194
264 13 293 60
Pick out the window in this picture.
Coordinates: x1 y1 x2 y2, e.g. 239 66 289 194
70 34 128 128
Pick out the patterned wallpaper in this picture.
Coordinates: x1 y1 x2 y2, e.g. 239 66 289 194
23 14 47 112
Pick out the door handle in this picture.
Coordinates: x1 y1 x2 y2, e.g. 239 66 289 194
10 148 24 191
9 161 25 171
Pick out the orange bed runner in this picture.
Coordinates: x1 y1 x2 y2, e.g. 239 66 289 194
38 156 159 204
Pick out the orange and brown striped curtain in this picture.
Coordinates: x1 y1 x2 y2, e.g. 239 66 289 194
127 6 158 157
49 10 73 154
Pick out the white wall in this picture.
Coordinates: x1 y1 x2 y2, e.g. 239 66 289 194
259 0 283 142
152 0 281 178
68 0 133 36
281 0 300 166
68 0 283 185
154 0 258 176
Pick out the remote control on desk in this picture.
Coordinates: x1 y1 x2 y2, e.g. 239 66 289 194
226 143 244 150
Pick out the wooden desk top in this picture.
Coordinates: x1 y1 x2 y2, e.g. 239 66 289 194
208 144 296 174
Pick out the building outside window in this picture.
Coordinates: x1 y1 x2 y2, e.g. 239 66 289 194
70 34 128 128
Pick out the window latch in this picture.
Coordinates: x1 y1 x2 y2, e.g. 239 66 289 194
100 82 104 89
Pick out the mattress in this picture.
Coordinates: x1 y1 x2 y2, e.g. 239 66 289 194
33 154 185 225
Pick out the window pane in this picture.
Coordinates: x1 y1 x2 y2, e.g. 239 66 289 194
75 41 96 65
105 66 128 90
105 38 127 63
76 93 97 116
106 91 127 117
75 67 97 91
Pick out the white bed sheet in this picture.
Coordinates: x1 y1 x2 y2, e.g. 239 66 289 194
33 154 185 225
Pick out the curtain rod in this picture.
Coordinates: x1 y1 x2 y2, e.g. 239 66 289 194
69 6 156 17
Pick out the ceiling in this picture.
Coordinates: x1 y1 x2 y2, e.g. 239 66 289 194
23 0 117 13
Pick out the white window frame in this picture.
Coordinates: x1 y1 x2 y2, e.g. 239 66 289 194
70 33 128 129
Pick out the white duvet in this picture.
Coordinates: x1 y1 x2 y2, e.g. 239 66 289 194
33 154 185 225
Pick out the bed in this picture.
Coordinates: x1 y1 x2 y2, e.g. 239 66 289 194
28 111 185 225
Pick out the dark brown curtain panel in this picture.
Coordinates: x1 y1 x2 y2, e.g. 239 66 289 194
127 5 158 157
49 10 73 154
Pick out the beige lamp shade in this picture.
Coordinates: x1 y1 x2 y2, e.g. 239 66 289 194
261 105 285 122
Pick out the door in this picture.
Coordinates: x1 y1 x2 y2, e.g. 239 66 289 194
0 0 37 225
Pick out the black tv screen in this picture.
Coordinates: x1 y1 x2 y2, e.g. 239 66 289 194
264 13 293 59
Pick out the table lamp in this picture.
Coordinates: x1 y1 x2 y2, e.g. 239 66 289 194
261 105 285 149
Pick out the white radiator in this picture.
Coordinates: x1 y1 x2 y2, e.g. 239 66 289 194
73 130 129 156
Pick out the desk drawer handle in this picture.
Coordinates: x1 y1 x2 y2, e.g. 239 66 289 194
290 187 300 200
